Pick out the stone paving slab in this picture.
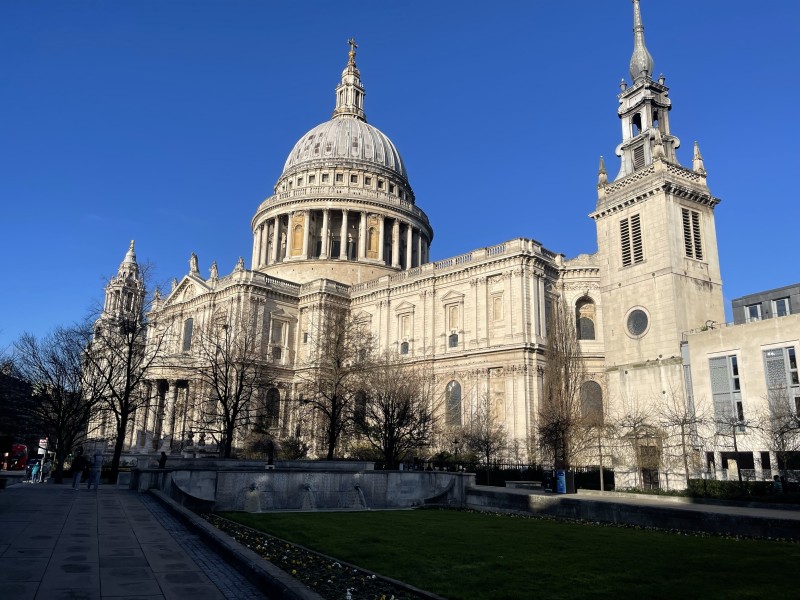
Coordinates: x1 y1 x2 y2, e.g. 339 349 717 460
0 485 270 600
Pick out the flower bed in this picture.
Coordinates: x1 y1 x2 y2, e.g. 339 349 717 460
202 514 435 600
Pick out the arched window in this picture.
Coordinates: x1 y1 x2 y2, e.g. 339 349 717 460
581 381 604 426
576 297 596 341
400 341 409 355
632 112 642 135
445 381 462 427
448 333 459 348
265 388 280 429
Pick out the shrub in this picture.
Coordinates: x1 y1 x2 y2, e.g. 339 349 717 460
687 479 773 499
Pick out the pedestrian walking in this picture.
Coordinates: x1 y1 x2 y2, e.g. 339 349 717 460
70 450 88 490
42 458 52 483
87 450 103 490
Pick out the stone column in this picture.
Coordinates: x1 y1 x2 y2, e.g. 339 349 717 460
358 211 367 259
252 227 260 269
320 209 330 259
301 210 310 258
259 223 268 267
160 382 179 451
271 216 281 264
417 231 422 267
339 209 349 260
405 224 413 269
378 215 385 263
392 219 400 268
538 275 546 337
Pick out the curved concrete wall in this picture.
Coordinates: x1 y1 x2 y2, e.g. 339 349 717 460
135 467 473 512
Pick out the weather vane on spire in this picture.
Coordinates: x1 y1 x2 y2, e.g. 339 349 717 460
347 37 358 65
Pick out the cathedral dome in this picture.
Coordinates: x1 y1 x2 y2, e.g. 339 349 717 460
282 117 407 181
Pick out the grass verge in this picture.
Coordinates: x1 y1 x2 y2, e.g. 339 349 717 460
218 508 799 599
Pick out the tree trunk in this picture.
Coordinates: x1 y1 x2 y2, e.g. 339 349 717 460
110 412 128 484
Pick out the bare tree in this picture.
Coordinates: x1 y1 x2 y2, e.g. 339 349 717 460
538 295 589 469
758 386 800 479
298 307 374 460
193 306 272 459
357 353 439 468
613 394 657 489
83 300 168 483
656 386 710 488
463 392 507 484
13 326 100 483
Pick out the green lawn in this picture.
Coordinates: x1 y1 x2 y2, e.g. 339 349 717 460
219 509 799 599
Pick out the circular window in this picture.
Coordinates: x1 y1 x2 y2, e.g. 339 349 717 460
626 308 649 338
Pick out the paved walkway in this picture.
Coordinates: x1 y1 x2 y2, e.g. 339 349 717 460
0 483 269 600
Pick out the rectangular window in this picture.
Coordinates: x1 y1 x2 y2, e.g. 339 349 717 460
389 183 396 194
308 174 316 184
763 347 800 414
377 179 384 189
773 297 790 317
297 177 303 186
350 174 358 184
364 176 372 185
745 303 762 323
335 173 343 183
620 214 644 267
182 318 194 352
682 208 704 260
303 332 308 344
709 355 743 431
322 173 329 183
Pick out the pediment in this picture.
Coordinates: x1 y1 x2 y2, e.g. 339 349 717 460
440 290 465 304
163 275 211 307
394 301 416 314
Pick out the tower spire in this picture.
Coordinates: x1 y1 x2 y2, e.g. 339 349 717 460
332 38 367 121
118 240 139 280
629 0 654 82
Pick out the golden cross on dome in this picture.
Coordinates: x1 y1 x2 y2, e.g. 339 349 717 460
347 37 357 64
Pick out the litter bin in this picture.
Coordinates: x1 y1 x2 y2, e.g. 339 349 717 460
555 469 576 494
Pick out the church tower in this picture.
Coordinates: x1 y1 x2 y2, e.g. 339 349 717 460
592 1 724 399
101 240 146 322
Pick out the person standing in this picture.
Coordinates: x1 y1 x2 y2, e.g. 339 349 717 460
30 461 40 483
87 450 103 491
71 450 87 490
158 452 168 469
42 458 52 483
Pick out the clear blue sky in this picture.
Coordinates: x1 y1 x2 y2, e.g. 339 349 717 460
2 1 798 348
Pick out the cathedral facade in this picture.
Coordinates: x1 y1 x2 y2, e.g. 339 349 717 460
99 2 739 485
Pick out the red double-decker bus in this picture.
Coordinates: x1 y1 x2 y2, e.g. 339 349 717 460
7 444 28 470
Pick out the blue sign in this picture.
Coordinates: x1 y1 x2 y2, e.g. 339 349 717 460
556 469 567 494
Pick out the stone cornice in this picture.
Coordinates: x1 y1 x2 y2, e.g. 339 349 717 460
591 161 719 220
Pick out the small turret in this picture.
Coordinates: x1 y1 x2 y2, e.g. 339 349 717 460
597 156 608 186
692 141 707 175
102 240 145 320
332 38 366 122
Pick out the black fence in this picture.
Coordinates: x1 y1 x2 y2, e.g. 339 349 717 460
396 459 614 490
